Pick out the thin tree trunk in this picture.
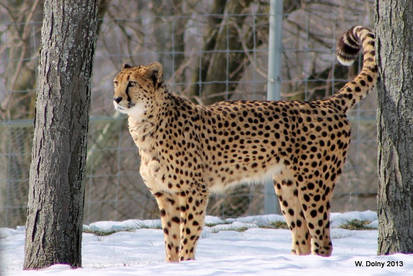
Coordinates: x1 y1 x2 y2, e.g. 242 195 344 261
375 0 413 255
189 0 253 104
24 0 98 269
0 0 42 227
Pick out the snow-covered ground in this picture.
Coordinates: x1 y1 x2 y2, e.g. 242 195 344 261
1 211 412 275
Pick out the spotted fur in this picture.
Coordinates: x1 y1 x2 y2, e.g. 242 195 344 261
112 26 377 261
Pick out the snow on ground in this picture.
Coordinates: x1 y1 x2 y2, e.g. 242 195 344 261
1 211 412 275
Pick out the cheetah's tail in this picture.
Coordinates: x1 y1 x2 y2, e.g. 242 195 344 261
329 26 378 113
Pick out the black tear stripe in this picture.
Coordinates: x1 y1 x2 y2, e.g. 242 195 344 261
125 82 132 104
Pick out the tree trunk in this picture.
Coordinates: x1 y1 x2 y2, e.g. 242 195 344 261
375 0 413 255
23 0 98 269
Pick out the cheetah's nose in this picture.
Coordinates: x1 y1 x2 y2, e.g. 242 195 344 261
114 97 123 103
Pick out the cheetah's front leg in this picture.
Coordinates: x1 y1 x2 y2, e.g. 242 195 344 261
178 188 209 261
153 191 181 262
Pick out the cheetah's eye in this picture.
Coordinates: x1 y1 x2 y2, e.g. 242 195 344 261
129 81 137 87
113 80 118 86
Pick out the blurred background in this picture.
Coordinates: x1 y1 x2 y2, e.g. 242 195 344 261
0 0 377 227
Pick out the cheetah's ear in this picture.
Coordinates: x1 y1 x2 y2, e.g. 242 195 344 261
122 63 132 69
144 62 163 89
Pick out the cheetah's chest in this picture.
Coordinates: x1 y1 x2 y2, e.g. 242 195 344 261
139 150 164 191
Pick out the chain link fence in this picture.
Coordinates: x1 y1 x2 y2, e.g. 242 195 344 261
0 0 377 227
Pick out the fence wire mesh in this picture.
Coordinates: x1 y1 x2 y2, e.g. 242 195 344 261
0 0 377 227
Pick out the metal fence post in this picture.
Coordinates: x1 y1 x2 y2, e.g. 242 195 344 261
264 0 283 214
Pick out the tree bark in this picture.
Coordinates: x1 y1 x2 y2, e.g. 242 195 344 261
24 0 98 269
375 0 413 255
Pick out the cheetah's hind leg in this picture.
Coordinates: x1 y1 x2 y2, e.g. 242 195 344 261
299 178 334 257
273 168 311 255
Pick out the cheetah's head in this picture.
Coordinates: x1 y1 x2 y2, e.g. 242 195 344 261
113 62 163 119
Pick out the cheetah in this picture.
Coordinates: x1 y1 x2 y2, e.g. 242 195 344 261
112 26 378 262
